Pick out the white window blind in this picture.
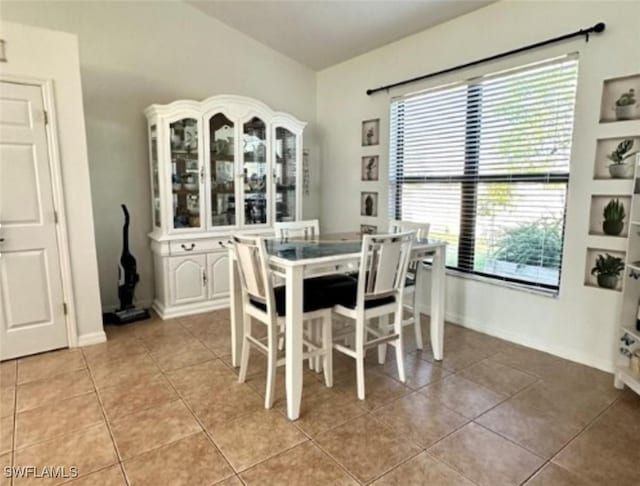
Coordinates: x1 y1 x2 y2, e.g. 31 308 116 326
390 55 578 291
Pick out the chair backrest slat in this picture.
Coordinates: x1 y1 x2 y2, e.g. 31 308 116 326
233 234 275 312
389 220 430 277
358 231 415 305
274 219 320 241
389 219 430 240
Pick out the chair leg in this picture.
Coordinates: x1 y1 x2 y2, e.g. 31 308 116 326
278 323 285 351
377 315 389 365
306 322 315 371
238 315 252 383
394 308 406 383
322 313 333 388
413 290 424 350
265 320 278 409
355 316 366 400
314 321 323 373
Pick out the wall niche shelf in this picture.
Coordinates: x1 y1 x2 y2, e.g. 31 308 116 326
593 136 640 180
584 247 626 292
599 74 640 123
588 194 632 238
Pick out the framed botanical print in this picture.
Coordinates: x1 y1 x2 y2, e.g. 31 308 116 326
361 155 379 181
360 192 378 217
361 118 380 146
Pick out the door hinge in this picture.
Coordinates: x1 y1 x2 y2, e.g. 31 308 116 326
63 302 68 315
44 110 49 125
54 211 59 224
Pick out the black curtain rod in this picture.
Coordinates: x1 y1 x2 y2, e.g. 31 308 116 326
366 22 605 96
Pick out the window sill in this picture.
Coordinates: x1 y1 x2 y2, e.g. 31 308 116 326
422 263 559 298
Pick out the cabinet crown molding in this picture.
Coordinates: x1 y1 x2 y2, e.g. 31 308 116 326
144 94 307 131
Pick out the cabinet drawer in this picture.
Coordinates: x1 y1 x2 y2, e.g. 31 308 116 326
169 238 230 255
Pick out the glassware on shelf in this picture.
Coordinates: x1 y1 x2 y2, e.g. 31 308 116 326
243 117 267 225
209 113 236 227
170 118 200 229
275 127 297 222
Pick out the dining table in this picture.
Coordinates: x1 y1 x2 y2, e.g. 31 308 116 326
228 232 447 420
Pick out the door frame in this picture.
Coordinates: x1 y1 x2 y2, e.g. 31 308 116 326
1 74 78 348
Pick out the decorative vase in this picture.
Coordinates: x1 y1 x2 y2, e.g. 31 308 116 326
616 105 635 121
609 162 632 178
597 274 619 289
603 220 624 236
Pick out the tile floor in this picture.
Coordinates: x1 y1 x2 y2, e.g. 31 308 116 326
0 310 638 485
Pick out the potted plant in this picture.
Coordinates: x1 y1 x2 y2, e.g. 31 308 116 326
591 253 625 289
615 89 637 120
602 198 626 236
607 139 637 178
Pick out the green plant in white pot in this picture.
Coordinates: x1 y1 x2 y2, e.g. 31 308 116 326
607 139 637 178
615 89 637 120
602 198 626 236
591 253 625 289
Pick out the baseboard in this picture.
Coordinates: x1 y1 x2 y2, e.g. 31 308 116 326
419 304 614 373
152 298 230 320
76 331 107 347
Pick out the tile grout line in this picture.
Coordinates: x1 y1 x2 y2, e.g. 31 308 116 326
143 332 241 481
533 393 623 485
80 347 131 486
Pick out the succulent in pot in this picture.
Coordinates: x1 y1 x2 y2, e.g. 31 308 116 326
602 198 626 236
607 139 638 178
615 89 637 121
591 253 625 289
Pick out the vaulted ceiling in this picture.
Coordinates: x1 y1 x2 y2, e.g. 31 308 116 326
187 0 496 70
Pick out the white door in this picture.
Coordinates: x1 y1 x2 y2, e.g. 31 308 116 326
207 251 230 300
0 81 67 360
169 254 207 305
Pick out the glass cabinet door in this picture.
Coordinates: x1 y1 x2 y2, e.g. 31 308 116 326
209 114 236 227
150 124 161 228
169 118 202 230
274 127 297 222
242 117 268 225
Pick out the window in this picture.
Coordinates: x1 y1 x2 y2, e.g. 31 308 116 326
390 55 579 291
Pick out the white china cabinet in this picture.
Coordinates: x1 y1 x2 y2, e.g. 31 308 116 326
145 95 305 318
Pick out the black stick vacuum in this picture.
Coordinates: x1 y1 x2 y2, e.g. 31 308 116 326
103 204 150 325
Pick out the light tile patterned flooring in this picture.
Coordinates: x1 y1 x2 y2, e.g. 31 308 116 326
0 310 639 485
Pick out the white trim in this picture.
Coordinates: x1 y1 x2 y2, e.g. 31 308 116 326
152 297 230 320
77 331 107 347
418 302 614 373
0 74 79 349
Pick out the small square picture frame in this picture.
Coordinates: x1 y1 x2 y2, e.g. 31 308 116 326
360 191 378 217
361 118 380 146
360 224 378 235
361 155 379 181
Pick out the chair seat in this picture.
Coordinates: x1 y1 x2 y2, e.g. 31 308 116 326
325 276 397 310
250 274 355 316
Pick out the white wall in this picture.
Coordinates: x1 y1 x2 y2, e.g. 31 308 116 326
0 0 319 310
0 21 104 343
317 0 640 371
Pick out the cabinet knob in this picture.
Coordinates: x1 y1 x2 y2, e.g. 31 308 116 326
181 243 196 251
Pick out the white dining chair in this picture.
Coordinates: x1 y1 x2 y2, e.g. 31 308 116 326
233 234 335 408
274 219 319 241
273 219 322 369
331 231 416 400
389 219 431 352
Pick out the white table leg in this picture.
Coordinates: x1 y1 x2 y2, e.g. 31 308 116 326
430 247 446 361
285 265 304 420
229 249 243 368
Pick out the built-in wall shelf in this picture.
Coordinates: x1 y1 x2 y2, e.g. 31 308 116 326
599 74 640 123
